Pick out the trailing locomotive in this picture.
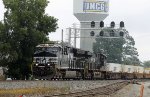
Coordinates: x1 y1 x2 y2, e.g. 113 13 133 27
32 43 107 80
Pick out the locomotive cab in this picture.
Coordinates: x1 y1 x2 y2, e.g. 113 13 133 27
32 44 60 79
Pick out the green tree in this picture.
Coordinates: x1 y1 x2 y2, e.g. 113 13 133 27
93 29 140 65
93 37 124 63
143 61 150 68
0 0 58 79
0 22 14 67
122 31 141 65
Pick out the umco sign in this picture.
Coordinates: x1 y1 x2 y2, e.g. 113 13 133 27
83 0 109 12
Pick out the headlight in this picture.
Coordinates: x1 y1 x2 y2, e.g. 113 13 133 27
48 64 50 66
36 64 38 66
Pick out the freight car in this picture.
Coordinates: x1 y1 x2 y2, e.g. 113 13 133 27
104 63 150 79
32 43 106 80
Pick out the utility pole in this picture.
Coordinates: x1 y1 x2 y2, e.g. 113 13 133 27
62 29 64 44
74 28 77 48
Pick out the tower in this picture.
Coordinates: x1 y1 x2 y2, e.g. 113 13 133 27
73 0 109 52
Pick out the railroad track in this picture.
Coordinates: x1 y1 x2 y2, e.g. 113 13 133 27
45 81 129 97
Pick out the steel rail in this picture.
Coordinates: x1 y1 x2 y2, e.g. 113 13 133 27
45 81 129 97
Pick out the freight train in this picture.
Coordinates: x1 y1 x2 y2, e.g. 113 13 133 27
32 43 150 80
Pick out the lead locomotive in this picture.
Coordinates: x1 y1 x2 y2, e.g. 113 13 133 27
32 43 106 80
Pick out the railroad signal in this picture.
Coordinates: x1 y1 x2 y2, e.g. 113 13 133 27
99 31 104 36
100 21 104 28
110 30 115 36
91 21 95 28
120 21 124 28
110 21 115 28
90 31 95 36
119 31 124 37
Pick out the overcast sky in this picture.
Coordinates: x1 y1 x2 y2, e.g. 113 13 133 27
0 0 150 62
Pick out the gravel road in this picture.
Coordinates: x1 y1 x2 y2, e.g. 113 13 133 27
143 81 150 97
110 80 150 97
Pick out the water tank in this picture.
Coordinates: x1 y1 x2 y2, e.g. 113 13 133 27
73 0 109 21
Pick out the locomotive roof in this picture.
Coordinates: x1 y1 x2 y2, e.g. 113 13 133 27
36 43 62 48
36 43 102 57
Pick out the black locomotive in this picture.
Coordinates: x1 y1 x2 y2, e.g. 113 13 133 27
32 43 107 80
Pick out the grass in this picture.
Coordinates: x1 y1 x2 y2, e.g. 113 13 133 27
0 75 5 81
0 87 69 97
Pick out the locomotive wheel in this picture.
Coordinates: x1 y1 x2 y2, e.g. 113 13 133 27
62 71 66 78
76 71 81 79
90 71 94 80
47 66 57 79
84 64 89 79
81 70 85 79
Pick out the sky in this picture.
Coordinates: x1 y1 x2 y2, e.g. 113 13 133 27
0 0 150 62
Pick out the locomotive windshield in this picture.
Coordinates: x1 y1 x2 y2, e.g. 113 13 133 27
33 46 60 58
35 47 59 54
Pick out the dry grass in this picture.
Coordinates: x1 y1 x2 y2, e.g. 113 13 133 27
0 87 69 97
0 75 5 81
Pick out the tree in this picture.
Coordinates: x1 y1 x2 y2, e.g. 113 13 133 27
122 31 141 65
93 36 124 63
143 61 150 68
0 0 58 79
93 29 140 65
